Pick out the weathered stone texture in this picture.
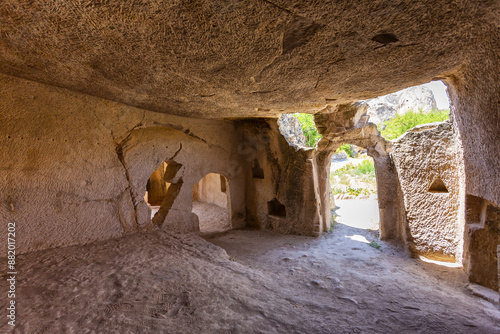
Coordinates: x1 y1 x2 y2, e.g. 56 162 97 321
0 0 500 294
391 121 462 262
314 103 398 239
0 0 496 118
277 114 306 148
464 197 500 291
146 162 170 206
237 119 321 236
0 73 246 253
193 173 229 209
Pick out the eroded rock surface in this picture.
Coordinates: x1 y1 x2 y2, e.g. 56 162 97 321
1 0 500 299
278 114 306 148
0 73 247 253
0 0 497 118
391 121 463 262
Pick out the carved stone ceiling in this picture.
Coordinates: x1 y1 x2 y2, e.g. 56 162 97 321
0 0 497 118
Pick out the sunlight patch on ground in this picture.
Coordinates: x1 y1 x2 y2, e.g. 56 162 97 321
345 234 370 244
419 256 462 268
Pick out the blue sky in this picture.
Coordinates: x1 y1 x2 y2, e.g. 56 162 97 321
422 81 450 110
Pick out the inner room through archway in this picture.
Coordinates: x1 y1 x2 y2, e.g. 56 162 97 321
192 173 232 233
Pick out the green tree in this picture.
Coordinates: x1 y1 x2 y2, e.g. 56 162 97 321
335 143 354 157
293 113 322 147
379 109 449 140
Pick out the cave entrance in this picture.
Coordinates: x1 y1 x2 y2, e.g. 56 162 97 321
330 146 380 233
192 173 232 233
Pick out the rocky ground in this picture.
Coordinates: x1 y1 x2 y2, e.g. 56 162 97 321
2 216 500 333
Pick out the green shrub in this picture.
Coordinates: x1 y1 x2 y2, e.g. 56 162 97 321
293 113 322 147
333 160 375 178
355 159 375 176
379 109 449 140
345 186 371 196
330 159 377 196
333 163 356 175
335 143 354 157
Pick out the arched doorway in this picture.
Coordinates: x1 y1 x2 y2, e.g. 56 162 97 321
192 173 231 233
331 146 380 232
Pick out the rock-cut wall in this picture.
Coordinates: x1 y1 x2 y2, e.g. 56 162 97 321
237 119 323 236
0 73 246 254
391 121 464 262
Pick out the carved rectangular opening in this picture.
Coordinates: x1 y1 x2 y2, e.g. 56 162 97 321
220 174 227 192
267 198 286 218
465 194 485 226
252 159 264 179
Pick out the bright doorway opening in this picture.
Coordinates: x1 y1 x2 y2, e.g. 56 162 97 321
192 173 231 233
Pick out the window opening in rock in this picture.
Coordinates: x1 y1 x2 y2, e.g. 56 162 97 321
278 113 321 148
428 176 449 193
267 198 286 218
144 160 183 227
252 159 264 179
145 161 173 218
330 147 379 232
363 81 451 141
192 173 231 233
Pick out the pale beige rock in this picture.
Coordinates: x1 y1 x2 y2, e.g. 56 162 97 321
278 114 307 148
391 121 462 262
193 173 229 209
0 0 497 118
0 73 246 253
2 228 500 333
0 0 500 297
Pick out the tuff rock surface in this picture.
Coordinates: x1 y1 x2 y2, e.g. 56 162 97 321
0 0 497 118
1 0 500 298
391 121 463 262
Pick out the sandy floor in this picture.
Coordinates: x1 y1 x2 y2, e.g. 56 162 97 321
1 221 499 333
151 202 230 233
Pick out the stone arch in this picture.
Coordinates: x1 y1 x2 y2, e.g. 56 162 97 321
192 172 232 233
313 104 398 240
118 126 246 232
